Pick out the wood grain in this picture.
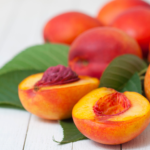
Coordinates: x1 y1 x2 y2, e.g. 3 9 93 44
0 108 30 150
73 140 120 150
122 124 150 150
24 115 72 150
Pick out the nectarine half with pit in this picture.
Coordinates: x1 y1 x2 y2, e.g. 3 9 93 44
73 87 150 145
43 12 102 45
18 65 99 120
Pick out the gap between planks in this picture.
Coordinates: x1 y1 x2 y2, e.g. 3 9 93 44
22 114 31 150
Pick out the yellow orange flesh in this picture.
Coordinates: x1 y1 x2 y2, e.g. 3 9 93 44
72 87 150 145
18 73 99 120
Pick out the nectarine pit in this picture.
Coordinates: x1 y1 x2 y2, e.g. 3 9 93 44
93 92 131 117
34 65 79 89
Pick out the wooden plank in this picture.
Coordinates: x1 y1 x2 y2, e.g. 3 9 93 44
72 0 110 16
0 0 24 49
72 0 150 17
122 124 150 150
0 108 30 150
0 0 45 67
0 0 73 150
24 115 72 150
73 140 120 150
0 0 74 68
0 1 32 150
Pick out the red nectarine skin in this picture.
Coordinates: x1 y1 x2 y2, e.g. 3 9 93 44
72 88 150 145
112 7 150 58
69 27 142 79
148 44 150 62
97 0 150 26
73 115 150 145
43 12 102 45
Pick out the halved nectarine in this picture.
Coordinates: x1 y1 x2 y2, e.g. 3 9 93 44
18 65 99 120
73 87 150 145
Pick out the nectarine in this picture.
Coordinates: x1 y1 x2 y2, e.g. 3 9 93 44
73 87 150 145
97 0 150 26
18 65 99 120
69 27 142 79
144 65 150 101
43 12 102 45
148 44 150 62
112 7 150 58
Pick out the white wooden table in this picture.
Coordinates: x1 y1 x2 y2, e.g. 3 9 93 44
0 0 150 149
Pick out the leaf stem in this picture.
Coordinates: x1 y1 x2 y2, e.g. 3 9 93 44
138 67 148 76
140 76 145 80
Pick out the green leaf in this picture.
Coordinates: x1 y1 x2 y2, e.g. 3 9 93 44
0 44 69 75
54 119 87 144
120 73 142 94
0 70 42 108
100 54 147 91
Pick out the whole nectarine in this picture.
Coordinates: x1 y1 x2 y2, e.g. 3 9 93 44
18 65 99 120
148 44 150 62
97 0 150 26
73 87 150 145
112 7 150 58
43 12 102 45
69 27 142 79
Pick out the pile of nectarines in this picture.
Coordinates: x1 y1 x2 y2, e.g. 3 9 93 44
18 0 150 146
43 0 150 78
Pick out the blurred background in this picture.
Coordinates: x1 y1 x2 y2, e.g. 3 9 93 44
0 0 150 68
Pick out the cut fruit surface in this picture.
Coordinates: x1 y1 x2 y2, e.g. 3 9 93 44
18 73 99 120
19 73 98 90
73 87 150 121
